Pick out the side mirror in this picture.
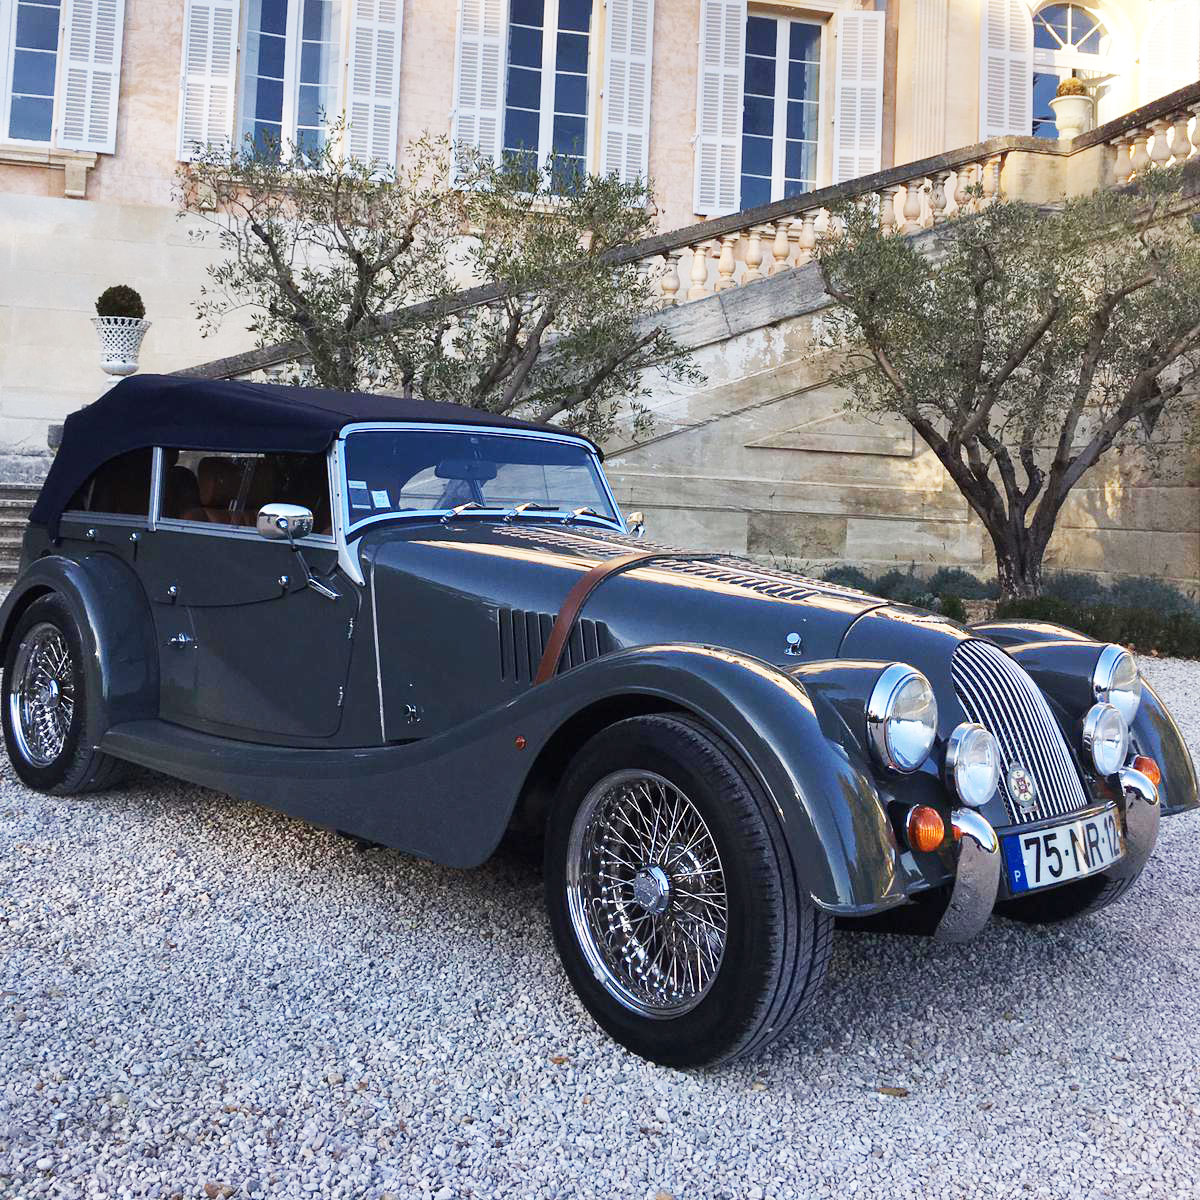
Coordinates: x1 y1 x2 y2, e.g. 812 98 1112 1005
627 510 646 539
257 502 314 542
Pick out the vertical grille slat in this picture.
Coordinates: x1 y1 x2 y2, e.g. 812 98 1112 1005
952 639 1088 825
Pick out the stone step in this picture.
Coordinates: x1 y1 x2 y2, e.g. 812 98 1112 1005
0 530 25 547
0 484 41 502
0 499 35 513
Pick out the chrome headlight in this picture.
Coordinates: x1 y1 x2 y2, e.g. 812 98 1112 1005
867 664 938 773
1083 702 1129 776
944 722 1000 808
1093 644 1141 725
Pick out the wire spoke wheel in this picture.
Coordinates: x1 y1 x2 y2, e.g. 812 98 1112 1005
565 769 728 1018
9 622 76 768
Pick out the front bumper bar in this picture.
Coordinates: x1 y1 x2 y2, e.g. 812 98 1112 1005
933 766 1161 942
934 809 1000 943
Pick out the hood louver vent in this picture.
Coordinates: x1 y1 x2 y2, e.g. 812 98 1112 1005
498 608 613 682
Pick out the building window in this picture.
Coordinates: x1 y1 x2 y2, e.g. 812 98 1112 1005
740 14 821 211
502 0 593 189
4 0 61 143
239 0 342 157
1032 2 1110 138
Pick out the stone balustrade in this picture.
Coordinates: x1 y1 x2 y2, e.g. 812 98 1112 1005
637 154 1006 307
177 80 1200 384
1109 108 1198 185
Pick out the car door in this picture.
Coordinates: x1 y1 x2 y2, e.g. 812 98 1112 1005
139 448 358 741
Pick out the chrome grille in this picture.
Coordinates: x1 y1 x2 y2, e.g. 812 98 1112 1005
952 639 1089 825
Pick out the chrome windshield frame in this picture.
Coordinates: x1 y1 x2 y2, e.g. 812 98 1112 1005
332 422 627 547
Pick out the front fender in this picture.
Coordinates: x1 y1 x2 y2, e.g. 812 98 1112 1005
520 645 911 914
0 554 159 742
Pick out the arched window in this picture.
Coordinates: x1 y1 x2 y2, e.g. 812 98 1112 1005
1031 3 1112 137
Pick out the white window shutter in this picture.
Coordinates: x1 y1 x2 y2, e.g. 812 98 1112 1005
601 0 654 183
693 0 745 216
452 0 509 164
58 0 125 153
832 9 885 184
979 0 1032 139
177 0 240 161
347 0 404 166
1139 0 1200 106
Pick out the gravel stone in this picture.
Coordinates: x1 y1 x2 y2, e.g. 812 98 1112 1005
0 656 1197 1198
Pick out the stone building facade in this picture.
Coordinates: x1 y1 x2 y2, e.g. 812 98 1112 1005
0 0 1197 588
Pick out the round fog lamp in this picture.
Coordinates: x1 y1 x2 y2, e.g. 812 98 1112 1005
1083 703 1129 776
867 664 938 773
944 722 1000 808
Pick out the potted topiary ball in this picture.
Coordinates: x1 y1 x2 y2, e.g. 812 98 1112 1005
93 285 150 376
1048 77 1094 141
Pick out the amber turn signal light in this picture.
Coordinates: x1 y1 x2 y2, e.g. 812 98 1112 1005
905 805 945 853
1132 755 1161 787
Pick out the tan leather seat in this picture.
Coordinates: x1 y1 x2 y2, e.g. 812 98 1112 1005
183 457 245 524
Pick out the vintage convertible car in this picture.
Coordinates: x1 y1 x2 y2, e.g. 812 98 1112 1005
2 375 1196 1066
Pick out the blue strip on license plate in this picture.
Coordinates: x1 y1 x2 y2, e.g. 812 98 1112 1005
1002 806 1124 894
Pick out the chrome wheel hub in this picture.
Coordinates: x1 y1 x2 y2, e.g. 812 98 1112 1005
9 623 75 768
565 769 728 1019
631 864 671 916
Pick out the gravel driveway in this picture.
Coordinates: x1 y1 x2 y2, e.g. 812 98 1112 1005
1 658 1198 1200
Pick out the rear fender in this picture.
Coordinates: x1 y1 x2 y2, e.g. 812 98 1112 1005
0 555 158 741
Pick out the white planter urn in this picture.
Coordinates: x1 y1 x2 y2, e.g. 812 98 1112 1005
1048 93 1094 141
93 315 151 377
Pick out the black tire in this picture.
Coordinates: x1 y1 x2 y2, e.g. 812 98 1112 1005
544 713 833 1068
996 867 1143 925
1 594 127 794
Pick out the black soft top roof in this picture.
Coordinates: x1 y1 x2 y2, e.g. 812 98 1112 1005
31 374 599 532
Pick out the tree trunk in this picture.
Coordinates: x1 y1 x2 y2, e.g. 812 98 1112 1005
991 526 1047 604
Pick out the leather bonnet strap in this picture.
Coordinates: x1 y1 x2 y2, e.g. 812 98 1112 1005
533 550 668 686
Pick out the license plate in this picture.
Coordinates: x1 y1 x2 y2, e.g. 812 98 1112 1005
1002 806 1124 894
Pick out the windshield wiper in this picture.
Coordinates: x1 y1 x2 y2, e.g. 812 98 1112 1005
505 501 560 521
440 502 503 523
562 506 604 525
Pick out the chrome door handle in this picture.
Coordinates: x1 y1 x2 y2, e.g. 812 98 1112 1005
167 633 195 648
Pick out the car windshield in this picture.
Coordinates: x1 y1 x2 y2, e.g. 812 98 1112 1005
341 428 618 532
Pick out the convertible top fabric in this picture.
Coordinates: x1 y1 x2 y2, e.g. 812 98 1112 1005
31 374 598 534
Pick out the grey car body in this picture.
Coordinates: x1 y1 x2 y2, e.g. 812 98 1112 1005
3 375 1196 1065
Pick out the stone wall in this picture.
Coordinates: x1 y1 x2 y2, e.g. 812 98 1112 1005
603 253 1200 598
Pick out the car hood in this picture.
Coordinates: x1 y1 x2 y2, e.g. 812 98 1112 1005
361 520 898 667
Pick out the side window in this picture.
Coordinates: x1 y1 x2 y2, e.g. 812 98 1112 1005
161 449 332 534
67 448 153 516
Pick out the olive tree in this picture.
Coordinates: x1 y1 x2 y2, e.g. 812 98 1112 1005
177 129 698 443
813 165 1200 600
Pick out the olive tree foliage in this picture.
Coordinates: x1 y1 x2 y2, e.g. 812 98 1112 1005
177 127 699 442
813 165 1200 600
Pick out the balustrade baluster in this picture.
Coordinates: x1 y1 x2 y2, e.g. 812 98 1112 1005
1170 116 1192 163
1191 109 1200 156
953 164 973 214
795 213 817 265
1150 121 1172 167
714 235 738 291
659 249 682 307
901 180 923 233
932 170 953 224
768 222 791 274
687 241 714 300
1129 133 1151 176
879 185 901 233
1110 139 1132 186
981 157 1001 207
743 227 767 284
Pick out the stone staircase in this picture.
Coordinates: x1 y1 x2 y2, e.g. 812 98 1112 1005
0 484 39 585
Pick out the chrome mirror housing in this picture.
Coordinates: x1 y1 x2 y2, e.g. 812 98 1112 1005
627 510 646 539
257 503 314 542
